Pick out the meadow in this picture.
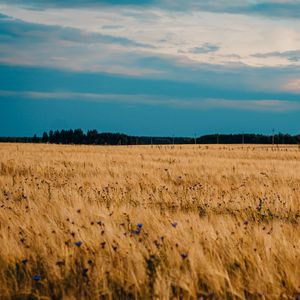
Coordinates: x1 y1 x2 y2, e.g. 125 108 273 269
0 143 300 299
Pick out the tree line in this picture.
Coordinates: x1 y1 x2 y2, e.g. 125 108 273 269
0 129 299 145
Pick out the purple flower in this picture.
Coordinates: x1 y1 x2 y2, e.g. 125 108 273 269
56 260 65 267
75 241 82 247
21 259 28 265
82 268 89 277
133 223 143 235
32 275 41 282
180 253 188 260
171 222 178 228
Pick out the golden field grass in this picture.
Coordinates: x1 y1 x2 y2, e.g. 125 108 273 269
0 143 300 300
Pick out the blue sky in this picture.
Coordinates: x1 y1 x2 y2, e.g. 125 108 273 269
0 1 300 136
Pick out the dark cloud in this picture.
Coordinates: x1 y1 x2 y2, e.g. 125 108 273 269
2 0 300 19
253 50 300 62
1 11 299 97
0 14 154 48
188 44 220 54
101 25 125 30
177 44 220 55
0 13 8 18
244 2 300 18
192 1 300 19
0 0 154 8
1 61 299 102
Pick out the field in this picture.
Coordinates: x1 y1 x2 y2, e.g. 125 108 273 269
0 143 300 299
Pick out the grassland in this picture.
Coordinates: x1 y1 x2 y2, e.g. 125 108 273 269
0 143 300 299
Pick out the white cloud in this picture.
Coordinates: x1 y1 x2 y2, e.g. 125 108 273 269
1 3 300 68
283 78 300 92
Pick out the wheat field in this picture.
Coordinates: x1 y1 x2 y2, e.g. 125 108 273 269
0 143 300 299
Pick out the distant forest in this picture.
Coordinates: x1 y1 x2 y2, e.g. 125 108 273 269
0 129 300 145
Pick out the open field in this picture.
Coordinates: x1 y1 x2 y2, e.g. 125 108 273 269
0 143 300 299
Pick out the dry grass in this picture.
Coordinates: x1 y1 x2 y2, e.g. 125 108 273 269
0 143 300 299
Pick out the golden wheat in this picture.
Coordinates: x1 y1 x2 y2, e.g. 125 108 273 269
0 143 300 299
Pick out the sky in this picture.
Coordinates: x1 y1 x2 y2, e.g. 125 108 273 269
0 1 300 136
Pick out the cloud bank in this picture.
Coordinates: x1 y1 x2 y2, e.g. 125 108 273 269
0 0 300 135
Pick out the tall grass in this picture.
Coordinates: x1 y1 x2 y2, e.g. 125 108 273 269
0 143 300 299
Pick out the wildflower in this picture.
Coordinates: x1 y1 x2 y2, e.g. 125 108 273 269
294 292 300 300
56 260 65 266
32 275 41 282
75 241 82 247
133 223 143 235
21 259 28 265
180 253 188 260
171 222 178 228
154 240 160 249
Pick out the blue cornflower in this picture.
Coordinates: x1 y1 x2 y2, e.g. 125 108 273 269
75 241 82 247
171 222 178 228
21 259 28 265
134 229 141 235
32 275 41 282
133 223 143 235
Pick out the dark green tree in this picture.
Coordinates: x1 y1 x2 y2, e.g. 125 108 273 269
42 132 49 143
